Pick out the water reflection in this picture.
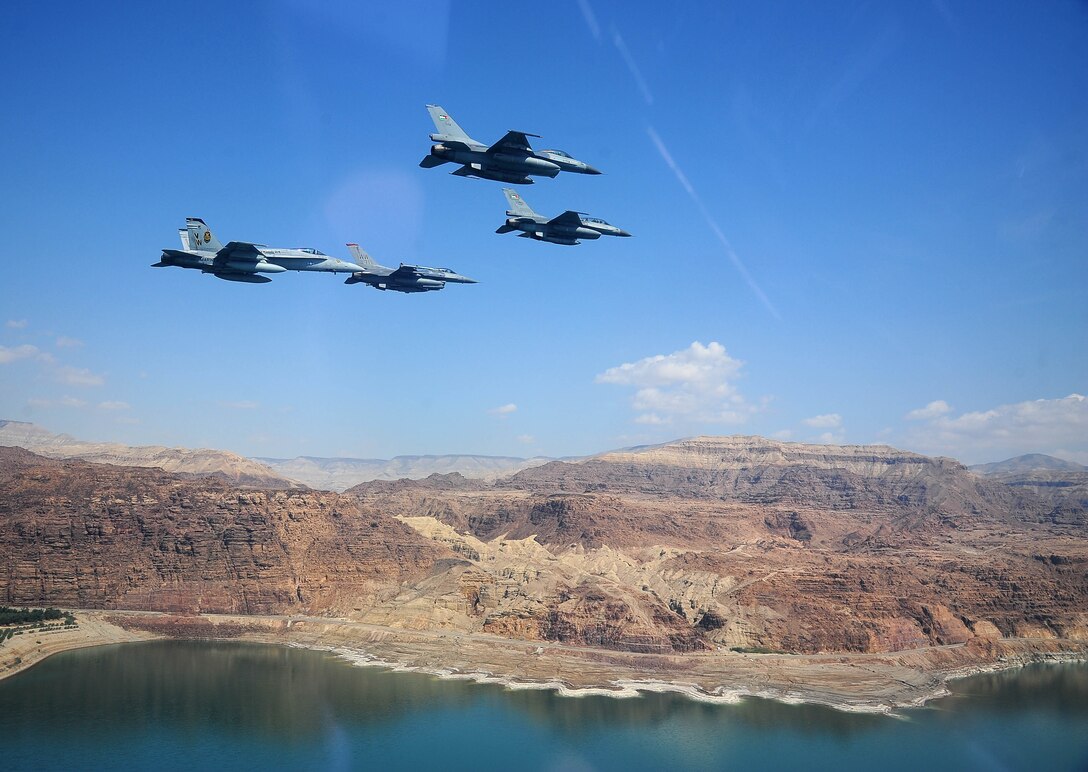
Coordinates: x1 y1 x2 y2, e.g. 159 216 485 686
1 641 1086 772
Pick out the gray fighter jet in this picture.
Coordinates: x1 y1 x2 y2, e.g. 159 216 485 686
419 104 601 184
496 189 632 245
152 218 363 283
343 244 477 293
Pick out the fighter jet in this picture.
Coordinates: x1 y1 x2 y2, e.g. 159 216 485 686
152 218 363 283
496 189 632 245
419 104 601 184
343 244 477 293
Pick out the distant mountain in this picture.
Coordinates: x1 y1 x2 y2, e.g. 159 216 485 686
0 419 299 489
970 453 1087 476
256 453 553 492
970 453 1088 511
502 435 1039 516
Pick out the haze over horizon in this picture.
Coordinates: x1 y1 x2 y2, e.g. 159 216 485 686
1 2 1085 465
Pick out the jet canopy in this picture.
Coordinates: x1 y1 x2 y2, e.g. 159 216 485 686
297 248 327 255
541 149 572 158
578 214 609 225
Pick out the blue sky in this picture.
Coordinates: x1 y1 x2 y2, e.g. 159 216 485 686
1 1 1085 464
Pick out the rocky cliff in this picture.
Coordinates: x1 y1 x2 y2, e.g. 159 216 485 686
0 447 446 615
4 437 1087 658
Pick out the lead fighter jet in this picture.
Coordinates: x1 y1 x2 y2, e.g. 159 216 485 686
343 244 477 293
496 189 631 245
419 104 601 184
153 218 363 283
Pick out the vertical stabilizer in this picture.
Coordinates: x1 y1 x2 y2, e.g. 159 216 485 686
426 104 473 143
503 188 538 217
346 243 377 269
178 229 190 249
186 218 222 252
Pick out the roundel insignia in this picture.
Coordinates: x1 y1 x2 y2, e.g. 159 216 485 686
203 231 211 243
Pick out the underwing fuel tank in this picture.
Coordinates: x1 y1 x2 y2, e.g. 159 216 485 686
222 260 287 274
214 273 272 284
407 278 444 289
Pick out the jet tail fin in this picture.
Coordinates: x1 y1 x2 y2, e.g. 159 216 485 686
178 229 190 249
186 218 222 252
502 188 538 218
426 104 473 143
346 243 377 269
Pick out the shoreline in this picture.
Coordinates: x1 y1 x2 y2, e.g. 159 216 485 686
3 609 1085 714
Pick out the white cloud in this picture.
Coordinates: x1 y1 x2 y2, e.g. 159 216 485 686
815 430 846 445
25 397 52 408
56 336 83 348
5 319 28 329
60 396 87 408
98 401 130 411
55 365 104 387
218 400 259 410
905 400 952 421
803 413 842 429
597 341 757 426
0 344 41 364
489 403 518 417
516 434 535 445
772 429 793 440
904 393 1088 461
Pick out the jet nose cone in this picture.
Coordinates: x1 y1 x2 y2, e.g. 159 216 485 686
616 229 632 237
583 165 603 175
454 275 478 284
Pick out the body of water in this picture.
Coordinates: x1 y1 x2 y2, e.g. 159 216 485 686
1 641 1086 771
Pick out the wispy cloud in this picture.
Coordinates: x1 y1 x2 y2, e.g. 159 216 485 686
803 413 842 429
489 403 518 417
904 394 1088 461
56 336 83 348
611 26 653 105
0 344 42 364
597 341 757 425
98 401 130 411
905 400 951 421
5 319 28 329
56 365 104 387
516 434 535 445
647 127 781 320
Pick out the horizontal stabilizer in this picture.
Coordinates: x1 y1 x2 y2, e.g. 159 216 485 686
419 155 447 168
495 224 517 234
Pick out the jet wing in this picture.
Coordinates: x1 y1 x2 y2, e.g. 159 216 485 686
487 130 540 155
388 265 422 280
545 211 583 228
214 242 268 264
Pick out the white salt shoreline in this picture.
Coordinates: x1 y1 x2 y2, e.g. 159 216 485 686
286 641 1088 715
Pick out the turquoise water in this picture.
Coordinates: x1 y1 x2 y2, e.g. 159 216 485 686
1 641 1086 771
